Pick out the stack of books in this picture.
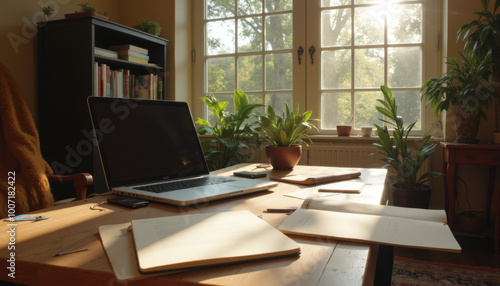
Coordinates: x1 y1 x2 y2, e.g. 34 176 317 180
94 63 163 99
109 44 150 65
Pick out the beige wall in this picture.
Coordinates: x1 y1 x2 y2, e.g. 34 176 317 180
444 0 498 214
0 0 191 121
0 0 119 121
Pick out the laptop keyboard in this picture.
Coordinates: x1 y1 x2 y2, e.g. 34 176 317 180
136 177 236 193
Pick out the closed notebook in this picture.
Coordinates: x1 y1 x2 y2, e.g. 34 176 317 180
130 210 301 273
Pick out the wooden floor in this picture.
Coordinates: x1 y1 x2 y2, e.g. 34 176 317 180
394 234 500 269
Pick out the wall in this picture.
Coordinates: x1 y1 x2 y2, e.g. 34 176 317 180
445 0 498 215
0 0 119 121
0 0 191 121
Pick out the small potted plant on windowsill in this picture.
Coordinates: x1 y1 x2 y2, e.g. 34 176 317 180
256 104 318 170
372 86 442 208
65 2 109 20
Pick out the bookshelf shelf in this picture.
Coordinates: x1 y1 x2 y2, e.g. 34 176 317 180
37 17 168 199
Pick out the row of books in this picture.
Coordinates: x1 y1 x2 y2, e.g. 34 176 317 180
94 44 153 66
94 62 163 99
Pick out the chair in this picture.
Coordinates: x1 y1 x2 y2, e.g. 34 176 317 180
0 63 92 218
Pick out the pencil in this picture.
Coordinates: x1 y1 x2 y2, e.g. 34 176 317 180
54 248 89 257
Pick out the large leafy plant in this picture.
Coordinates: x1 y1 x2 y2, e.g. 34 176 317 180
256 104 318 147
420 51 495 120
373 86 442 191
196 90 262 171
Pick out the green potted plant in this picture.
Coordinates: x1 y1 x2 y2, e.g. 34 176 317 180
196 90 263 171
373 86 442 208
420 51 496 143
65 2 109 20
256 104 318 170
42 6 54 21
133 18 162 37
456 0 500 142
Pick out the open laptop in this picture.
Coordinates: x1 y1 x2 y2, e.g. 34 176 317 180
87 97 277 206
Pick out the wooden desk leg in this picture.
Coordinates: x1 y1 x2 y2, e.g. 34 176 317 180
494 167 500 253
487 166 496 223
446 161 456 229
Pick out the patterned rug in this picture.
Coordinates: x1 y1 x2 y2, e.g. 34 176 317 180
391 256 500 286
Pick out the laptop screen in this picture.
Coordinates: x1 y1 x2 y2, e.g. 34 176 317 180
88 97 209 187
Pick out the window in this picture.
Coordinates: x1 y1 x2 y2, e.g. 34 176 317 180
193 0 441 135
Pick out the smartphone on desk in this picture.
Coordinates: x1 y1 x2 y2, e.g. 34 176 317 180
233 171 268 178
107 197 149 209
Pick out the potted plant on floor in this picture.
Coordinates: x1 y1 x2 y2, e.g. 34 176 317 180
420 51 496 143
373 86 442 208
196 90 263 171
256 104 318 170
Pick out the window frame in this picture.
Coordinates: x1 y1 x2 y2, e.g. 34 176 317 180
193 0 443 137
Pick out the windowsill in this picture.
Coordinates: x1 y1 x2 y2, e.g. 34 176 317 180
198 134 444 144
308 135 444 144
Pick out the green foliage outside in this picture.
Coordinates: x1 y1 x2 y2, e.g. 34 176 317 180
372 86 442 190
196 90 263 171
205 0 424 130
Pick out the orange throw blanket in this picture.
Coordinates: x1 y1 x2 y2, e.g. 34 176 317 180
0 63 54 218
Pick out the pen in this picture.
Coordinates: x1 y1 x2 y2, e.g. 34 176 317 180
266 207 297 213
54 248 89 257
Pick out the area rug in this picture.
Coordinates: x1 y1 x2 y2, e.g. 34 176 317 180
391 256 500 286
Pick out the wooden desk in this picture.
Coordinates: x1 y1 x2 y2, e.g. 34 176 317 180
440 142 500 252
0 164 387 286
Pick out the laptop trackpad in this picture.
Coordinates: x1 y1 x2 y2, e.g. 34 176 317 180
161 184 244 200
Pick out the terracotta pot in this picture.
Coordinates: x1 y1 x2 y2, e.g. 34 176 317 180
337 125 352 136
266 145 302 170
453 103 480 143
391 183 431 209
456 212 485 233
493 132 500 144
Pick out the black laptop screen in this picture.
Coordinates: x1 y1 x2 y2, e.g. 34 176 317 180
88 98 209 187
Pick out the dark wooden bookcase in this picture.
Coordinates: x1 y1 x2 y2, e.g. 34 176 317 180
37 17 168 198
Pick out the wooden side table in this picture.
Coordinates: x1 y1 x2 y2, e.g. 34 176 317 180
440 142 500 252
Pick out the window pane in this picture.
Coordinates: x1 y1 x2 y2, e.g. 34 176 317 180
266 13 293 51
354 91 382 128
238 55 263 91
207 20 235 55
321 92 351 128
354 0 379 4
265 0 292 13
388 4 422 44
238 0 262 15
354 48 384 88
322 50 351 89
393 90 421 129
207 57 235 93
265 93 293 115
207 0 235 19
388 47 421 88
354 6 384 45
266 53 292 90
321 0 351 7
321 9 351 47
238 16 263 52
